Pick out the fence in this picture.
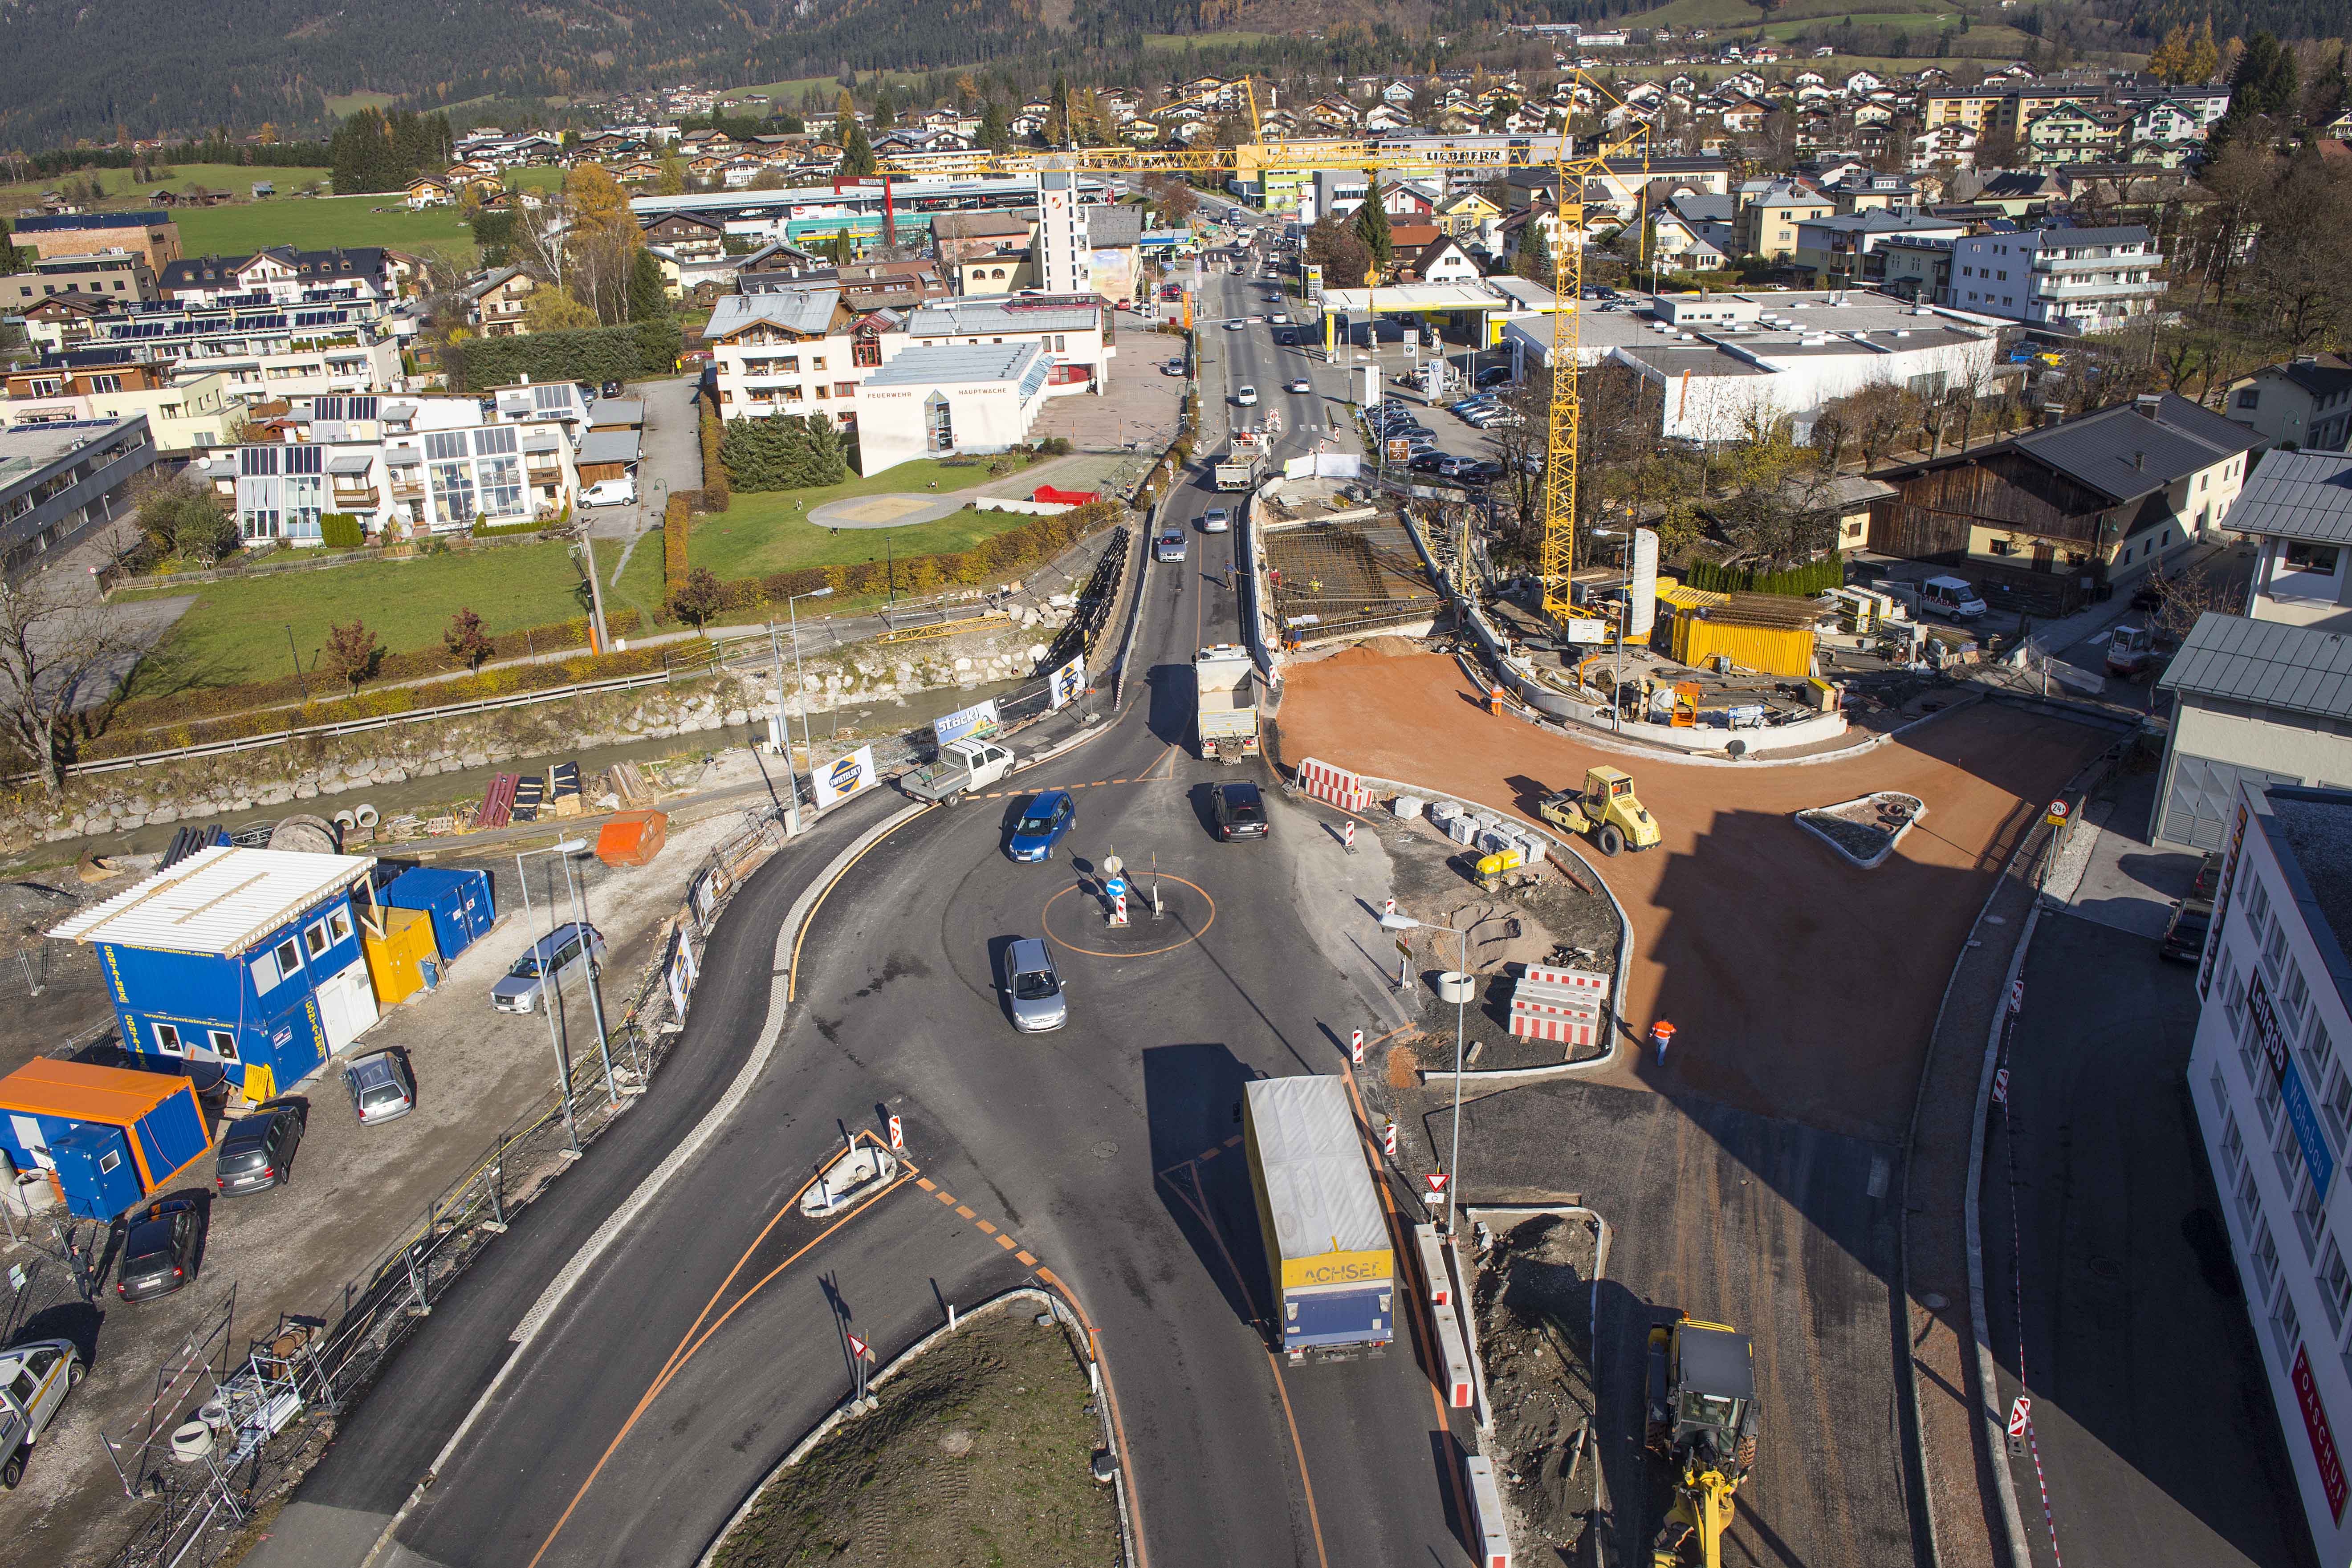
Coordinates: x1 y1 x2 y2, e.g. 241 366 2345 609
96 805 793 1568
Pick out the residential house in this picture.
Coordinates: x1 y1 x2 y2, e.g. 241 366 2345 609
2227 447 2352 634
159 247 396 306
1868 392 2260 614
2024 104 2124 167
7 248 159 305
1909 124 1981 170
10 211 182 269
1791 211 1970 285
1733 179 1833 261
1435 190 1503 245
405 177 455 209
463 268 539 337
2 361 243 455
1946 225 2164 333
640 211 729 258
2225 357 2352 454
1399 235 1483 284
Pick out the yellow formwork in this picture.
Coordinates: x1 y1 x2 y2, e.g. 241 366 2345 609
362 906 440 1007
1667 616 1817 678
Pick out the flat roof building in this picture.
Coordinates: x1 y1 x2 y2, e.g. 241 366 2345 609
0 415 156 580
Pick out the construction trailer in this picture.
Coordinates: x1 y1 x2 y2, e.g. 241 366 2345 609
374 865 496 963
1243 1075 1396 1358
0 1060 213 1220
48 846 382 1104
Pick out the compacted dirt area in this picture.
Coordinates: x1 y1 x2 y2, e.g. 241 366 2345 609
1277 647 2110 1141
1469 1211 1604 1563
709 1304 1116 1568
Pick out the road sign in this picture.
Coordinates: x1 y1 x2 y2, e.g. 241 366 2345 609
1387 438 1412 463
1350 1029 1364 1064
2045 799 2071 829
1992 1068 2009 1106
2009 979 2025 1015
1384 897 1396 916
1426 1173 1449 1194
888 1114 904 1150
847 1331 871 1361
1344 821 1356 853
2008 1396 2031 1438
1105 876 1127 898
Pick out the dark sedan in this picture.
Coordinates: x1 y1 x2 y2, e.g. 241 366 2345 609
116 1198 203 1303
215 1104 305 1195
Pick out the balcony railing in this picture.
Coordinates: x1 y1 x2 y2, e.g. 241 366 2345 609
2038 275 2165 299
331 487 380 507
2033 249 2150 269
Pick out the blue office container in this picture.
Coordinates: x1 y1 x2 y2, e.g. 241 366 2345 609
0 1060 215 1220
379 868 496 961
47 1124 144 1220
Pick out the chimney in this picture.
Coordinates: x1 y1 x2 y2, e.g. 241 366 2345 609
2134 393 2164 418
2039 403 2063 428
2132 450 2145 470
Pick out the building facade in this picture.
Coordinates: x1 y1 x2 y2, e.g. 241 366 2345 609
2 362 242 455
11 211 182 270
2225 357 2352 455
1946 226 2163 334
0 415 157 580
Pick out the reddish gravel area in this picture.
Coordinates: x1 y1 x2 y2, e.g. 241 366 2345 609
1277 647 2108 1141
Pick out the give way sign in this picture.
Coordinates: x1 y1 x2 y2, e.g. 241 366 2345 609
1426 1173 1449 1195
846 1331 871 1361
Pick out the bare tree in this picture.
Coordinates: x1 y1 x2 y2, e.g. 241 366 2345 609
2145 561 2246 640
0 577 146 792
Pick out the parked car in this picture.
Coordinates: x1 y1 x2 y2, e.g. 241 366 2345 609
1202 507 1231 533
1008 790 1078 862
0 1339 82 1488
115 1197 203 1303
599 379 625 399
346 1050 417 1125
2160 896 2214 963
492 922 607 1015
1213 780 1270 841
1462 459 1506 483
580 477 636 508
1285 377 1311 394
1003 937 1068 1033
215 1104 305 1194
1918 575 1988 620
1234 386 1259 407
1163 358 1185 376
1409 452 1453 474
1477 366 1514 387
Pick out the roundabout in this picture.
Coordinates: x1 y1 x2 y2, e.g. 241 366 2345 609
1041 872 1215 957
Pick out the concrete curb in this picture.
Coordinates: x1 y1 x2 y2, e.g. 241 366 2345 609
693 1287 1136 1568
1348 774 1633 1081
1794 793 1927 872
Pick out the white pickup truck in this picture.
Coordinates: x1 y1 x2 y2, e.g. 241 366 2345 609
899 738 1018 805
0 1338 83 1488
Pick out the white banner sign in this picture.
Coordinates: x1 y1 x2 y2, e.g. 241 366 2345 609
1047 654 1086 711
933 699 1000 747
813 744 879 807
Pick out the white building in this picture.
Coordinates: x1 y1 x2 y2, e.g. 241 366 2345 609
855 342 1050 476
2186 780 2352 1567
1036 169 1090 296
901 296 1113 396
706 289 881 427
1947 225 2165 335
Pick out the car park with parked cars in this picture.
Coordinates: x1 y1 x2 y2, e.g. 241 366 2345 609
1008 791 1078 862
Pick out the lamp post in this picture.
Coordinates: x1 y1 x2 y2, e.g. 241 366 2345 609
1380 909 1469 1233
552 840 619 1105
516 838 593 1151
781 586 834 812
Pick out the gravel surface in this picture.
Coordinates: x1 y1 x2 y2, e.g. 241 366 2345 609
1469 1211 1604 1561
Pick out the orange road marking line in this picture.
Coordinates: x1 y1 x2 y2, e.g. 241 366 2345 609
916 1177 936 1191
956 1204 976 1219
975 1219 997 1234
1016 1250 1037 1266
995 1233 1017 1250
1267 1348 1333 1568
935 1191 956 1205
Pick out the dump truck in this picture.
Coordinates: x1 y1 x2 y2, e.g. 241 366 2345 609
1646 1314 1759 1568
1193 645 1260 763
898 738 1017 805
1215 431 1269 491
1539 765 1662 857
1243 1076 1395 1359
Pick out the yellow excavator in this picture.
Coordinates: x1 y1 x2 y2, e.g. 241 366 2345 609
1646 1314 1759 1568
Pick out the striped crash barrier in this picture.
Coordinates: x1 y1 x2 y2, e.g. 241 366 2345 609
1295 755 1371 813
1508 977 1603 1049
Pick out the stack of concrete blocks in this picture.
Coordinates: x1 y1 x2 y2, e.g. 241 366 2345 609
1391 796 1424 822
1507 961 1609 1051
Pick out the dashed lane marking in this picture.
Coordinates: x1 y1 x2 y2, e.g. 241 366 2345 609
956 1204 976 1219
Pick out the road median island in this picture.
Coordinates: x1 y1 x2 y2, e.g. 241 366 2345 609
704 1296 1119 1568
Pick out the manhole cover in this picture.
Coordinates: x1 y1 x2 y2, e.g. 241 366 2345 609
2088 1256 2122 1281
1092 1140 1118 1160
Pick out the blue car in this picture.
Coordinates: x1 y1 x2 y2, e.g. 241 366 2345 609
1008 790 1077 862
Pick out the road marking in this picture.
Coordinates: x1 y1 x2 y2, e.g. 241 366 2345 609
956 1204 977 1219
935 1190 956 1205
916 1177 936 1191
788 805 931 1002
1035 1269 1151 1568
995 1233 1018 1250
1044 874 1216 959
976 1219 997 1234
1016 1249 1037 1266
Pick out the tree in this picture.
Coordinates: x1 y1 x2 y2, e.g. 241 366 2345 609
0 577 146 792
1514 215 1555 283
130 472 237 566
979 100 1012 154
671 566 727 630
1829 381 1914 470
524 285 598 333
1304 210 1371 289
444 607 494 671
655 154 687 196
2247 145 2352 349
2148 24 2196 85
840 121 877 179
626 249 671 323
873 85 897 131
1351 180 1393 274
324 619 382 692
720 412 850 490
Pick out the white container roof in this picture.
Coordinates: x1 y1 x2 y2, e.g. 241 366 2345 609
49 845 375 957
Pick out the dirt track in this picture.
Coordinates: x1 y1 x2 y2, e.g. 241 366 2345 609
1276 647 2112 1142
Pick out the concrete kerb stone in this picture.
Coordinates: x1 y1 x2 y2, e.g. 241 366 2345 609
1110 515 1155 711
1350 773 1633 1085
1795 792 1929 871
693 1286 1135 1568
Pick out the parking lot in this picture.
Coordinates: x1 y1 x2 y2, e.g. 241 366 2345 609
0 812 749 1567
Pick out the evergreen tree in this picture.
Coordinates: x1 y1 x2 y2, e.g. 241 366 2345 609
1515 215 1555 283
874 86 896 130
841 121 877 178
627 250 671 322
980 100 1012 154
1050 72 1073 145
1352 180 1392 274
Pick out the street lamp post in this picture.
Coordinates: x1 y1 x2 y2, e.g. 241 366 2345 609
517 838 594 1152
553 843 619 1105
1379 909 1469 1233
785 586 834 804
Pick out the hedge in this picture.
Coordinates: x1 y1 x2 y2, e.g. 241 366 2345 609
698 401 724 510
102 608 644 741
469 515 553 539
662 492 690 602
1684 556 1844 598
441 319 685 394
319 513 366 549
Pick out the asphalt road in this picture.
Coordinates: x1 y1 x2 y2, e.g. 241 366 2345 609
1984 909 2319 1568
354 271 1482 1568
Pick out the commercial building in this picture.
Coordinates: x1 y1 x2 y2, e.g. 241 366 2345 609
626 172 1113 249
855 342 1050 476
6 249 160 306
0 414 157 580
2 361 243 455
9 211 182 270
1945 225 2163 334
48 845 382 1104
2224 356 2352 455
2153 617 2352 849
903 295 1113 395
2182 780 2352 1568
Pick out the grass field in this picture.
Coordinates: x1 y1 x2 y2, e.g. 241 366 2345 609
116 542 597 691
0 163 333 212
1141 30 1280 48
692 475 1042 583
171 196 477 262
724 71 928 111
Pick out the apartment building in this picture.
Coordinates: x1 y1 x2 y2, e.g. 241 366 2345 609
22 295 407 399
6 249 159 306
1945 226 2163 334
1733 179 1833 262
0 415 158 580
10 211 181 270
2224 356 2352 455
2184 780 2352 1568
706 289 881 428
2 361 243 454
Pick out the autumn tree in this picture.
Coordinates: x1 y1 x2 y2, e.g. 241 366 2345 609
0 577 147 791
671 567 727 630
324 620 383 691
524 285 597 332
444 607 494 671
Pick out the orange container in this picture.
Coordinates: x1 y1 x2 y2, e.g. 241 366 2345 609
596 809 669 868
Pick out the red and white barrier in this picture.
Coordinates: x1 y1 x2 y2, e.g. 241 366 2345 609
1296 756 1371 813
1521 963 1610 999
1508 1008 1602 1049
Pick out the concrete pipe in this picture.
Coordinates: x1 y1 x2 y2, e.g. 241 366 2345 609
1436 971 1477 1005
169 1420 215 1463
331 810 358 830
354 804 380 828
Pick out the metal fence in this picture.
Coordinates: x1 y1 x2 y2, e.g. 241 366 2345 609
95 806 792 1568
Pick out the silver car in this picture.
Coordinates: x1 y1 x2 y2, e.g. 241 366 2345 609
345 1051 416 1125
1005 938 1067 1033
492 922 606 1014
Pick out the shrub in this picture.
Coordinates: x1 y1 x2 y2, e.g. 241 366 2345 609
662 493 691 605
440 318 684 394
318 512 366 549
470 515 549 538
700 471 731 513
720 412 849 491
1684 555 1844 597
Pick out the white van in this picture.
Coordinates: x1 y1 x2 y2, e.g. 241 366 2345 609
580 477 637 508
1920 575 1988 620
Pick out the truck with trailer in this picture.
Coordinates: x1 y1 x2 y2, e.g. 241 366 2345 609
1214 431 1269 491
1192 646 1260 763
1243 1076 1395 1359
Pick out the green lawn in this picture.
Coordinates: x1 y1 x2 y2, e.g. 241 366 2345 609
725 71 928 110
1140 30 1279 48
323 91 398 117
171 195 477 263
117 542 598 691
692 487 1040 582
0 163 333 212
594 536 668 634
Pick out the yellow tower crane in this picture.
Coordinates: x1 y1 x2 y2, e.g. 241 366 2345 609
885 76 1652 635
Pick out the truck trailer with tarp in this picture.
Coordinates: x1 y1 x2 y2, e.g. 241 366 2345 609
1243 1075 1396 1358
